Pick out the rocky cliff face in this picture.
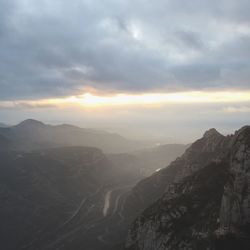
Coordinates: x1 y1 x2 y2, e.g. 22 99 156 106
122 128 230 222
173 128 229 182
216 126 250 248
125 161 229 250
125 127 250 250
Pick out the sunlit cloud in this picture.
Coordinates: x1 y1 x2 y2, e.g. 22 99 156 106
72 91 250 107
1 91 250 110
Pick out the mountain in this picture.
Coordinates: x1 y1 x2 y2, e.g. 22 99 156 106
1 125 249 250
0 146 117 250
0 119 151 153
122 128 230 222
125 127 250 250
0 145 147 250
0 122 9 127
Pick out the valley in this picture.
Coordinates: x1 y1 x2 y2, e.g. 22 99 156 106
0 120 249 250
1 1 249 249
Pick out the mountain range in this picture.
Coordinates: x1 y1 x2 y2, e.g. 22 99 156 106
0 119 188 176
0 121 249 250
0 119 151 153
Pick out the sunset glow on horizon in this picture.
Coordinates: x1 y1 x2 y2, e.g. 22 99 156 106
1 90 250 109
74 91 250 107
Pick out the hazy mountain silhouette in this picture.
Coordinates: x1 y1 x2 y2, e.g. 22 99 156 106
0 119 152 153
0 122 9 127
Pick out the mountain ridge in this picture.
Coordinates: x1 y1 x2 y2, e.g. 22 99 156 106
121 126 230 223
125 126 250 250
0 119 154 153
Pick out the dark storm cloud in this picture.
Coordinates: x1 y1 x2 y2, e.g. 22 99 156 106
0 0 250 100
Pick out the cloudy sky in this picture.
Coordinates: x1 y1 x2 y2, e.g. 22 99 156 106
0 0 250 142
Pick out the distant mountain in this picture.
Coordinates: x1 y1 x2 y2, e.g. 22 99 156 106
132 143 189 175
125 127 250 250
0 119 151 153
0 122 8 127
107 144 188 179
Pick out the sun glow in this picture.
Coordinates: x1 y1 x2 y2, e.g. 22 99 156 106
1 91 250 109
70 91 250 107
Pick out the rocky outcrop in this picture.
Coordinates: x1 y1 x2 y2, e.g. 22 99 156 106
125 161 229 250
125 126 250 250
217 126 250 236
173 128 229 182
122 128 230 222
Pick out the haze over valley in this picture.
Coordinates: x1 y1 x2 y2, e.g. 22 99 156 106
1 0 250 249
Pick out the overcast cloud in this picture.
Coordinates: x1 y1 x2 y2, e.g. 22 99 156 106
0 0 250 100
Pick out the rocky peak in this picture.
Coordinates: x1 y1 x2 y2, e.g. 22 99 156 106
183 128 228 159
203 128 223 139
122 127 230 228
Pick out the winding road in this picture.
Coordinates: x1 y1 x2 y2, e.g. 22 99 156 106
102 184 133 218
31 184 134 250
103 190 112 217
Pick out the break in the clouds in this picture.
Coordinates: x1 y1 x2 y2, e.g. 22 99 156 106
1 0 250 100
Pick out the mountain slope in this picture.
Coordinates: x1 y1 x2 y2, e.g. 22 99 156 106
122 129 230 222
0 147 114 250
126 161 230 250
125 126 250 250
